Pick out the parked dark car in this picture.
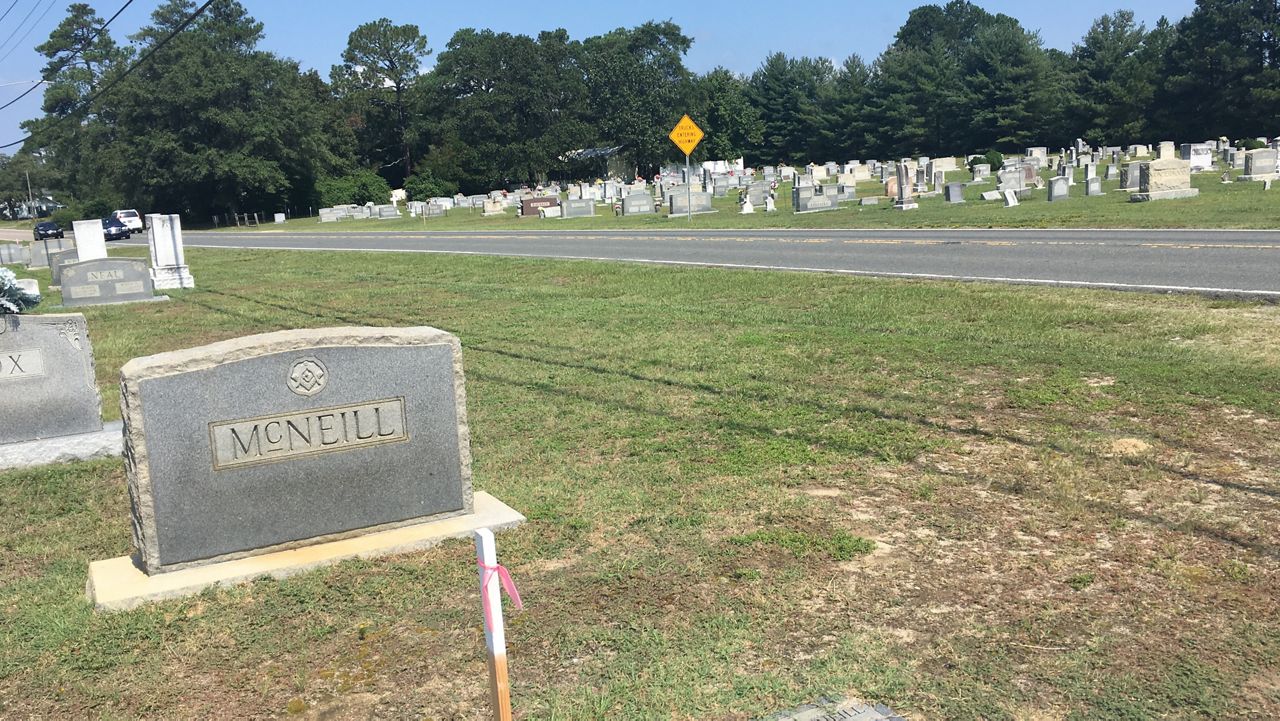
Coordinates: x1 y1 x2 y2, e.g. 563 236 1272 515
33 221 63 240
102 217 131 241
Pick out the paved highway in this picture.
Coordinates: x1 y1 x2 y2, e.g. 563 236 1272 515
116 227 1280 298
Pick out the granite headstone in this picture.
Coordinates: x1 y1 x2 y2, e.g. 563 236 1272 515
120 326 476 574
0 313 101 445
61 258 157 307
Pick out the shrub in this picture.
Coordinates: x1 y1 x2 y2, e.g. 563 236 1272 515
316 171 392 207
1239 138 1266 151
404 170 459 202
0 267 41 314
968 150 1004 172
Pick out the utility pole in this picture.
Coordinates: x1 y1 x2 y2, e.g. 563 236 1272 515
25 171 34 218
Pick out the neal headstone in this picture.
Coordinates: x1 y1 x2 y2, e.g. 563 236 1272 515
60 258 157 307
0 313 101 445
119 326 477 575
145 214 195 290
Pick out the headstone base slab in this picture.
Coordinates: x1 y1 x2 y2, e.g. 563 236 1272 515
1128 189 1200 202
151 265 195 290
1236 174 1280 182
87 491 524 612
56 295 170 309
0 421 123 471
667 210 720 219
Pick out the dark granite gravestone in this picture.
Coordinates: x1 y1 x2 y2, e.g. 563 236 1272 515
120 326 476 574
60 258 157 307
520 197 558 217
49 248 79 287
793 185 840 213
562 199 596 218
622 193 655 215
0 313 102 445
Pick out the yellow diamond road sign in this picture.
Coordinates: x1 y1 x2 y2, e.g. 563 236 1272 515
669 114 704 156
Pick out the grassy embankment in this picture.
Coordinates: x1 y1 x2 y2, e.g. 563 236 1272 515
2 247 1279 718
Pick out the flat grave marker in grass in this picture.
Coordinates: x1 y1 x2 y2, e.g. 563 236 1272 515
88 325 523 609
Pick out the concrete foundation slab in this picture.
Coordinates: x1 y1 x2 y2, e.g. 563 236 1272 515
0 421 123 471
87 491 524 611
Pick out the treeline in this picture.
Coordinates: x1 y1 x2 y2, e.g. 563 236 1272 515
1 0 1277 219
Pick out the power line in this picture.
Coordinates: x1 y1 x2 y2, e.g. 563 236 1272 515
0 0 136 112
1 0 217 150
0 0 22 26
0 0 50 59
0 0 58 65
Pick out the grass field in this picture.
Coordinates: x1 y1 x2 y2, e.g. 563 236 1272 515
229 167 1280 233
2 248 1280 719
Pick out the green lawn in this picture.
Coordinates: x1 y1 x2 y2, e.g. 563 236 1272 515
229 167 1280 233
2 248 1279 718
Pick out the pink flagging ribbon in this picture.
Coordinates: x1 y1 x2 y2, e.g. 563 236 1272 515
478 561 523 633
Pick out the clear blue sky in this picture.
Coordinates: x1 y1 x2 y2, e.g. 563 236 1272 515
0 0 1197 150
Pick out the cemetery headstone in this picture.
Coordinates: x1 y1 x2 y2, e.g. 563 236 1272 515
859 197 880 206
1120 163 1140 191
793 186 838 214
894 161 918 211
980 190 1002 201
60 258 158 307
481 199 505 217
561 199 595 218
622 193 655 215
1048 176 1070 202
1086 177 1103 196
520 198 557 217
1239 148 1279 181
1131 157 1199 201
943 183 965 204
145 214 195 290
49 248 79 287
0 313 101 445
87 327 524 609
669 191 715 217
1002 189 1020 207
71 220 108 262
0 243 30 266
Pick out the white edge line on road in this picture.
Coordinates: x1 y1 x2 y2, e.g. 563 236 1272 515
173 242 1280 297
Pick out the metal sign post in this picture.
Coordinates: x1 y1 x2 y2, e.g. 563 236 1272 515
668 115 705 224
